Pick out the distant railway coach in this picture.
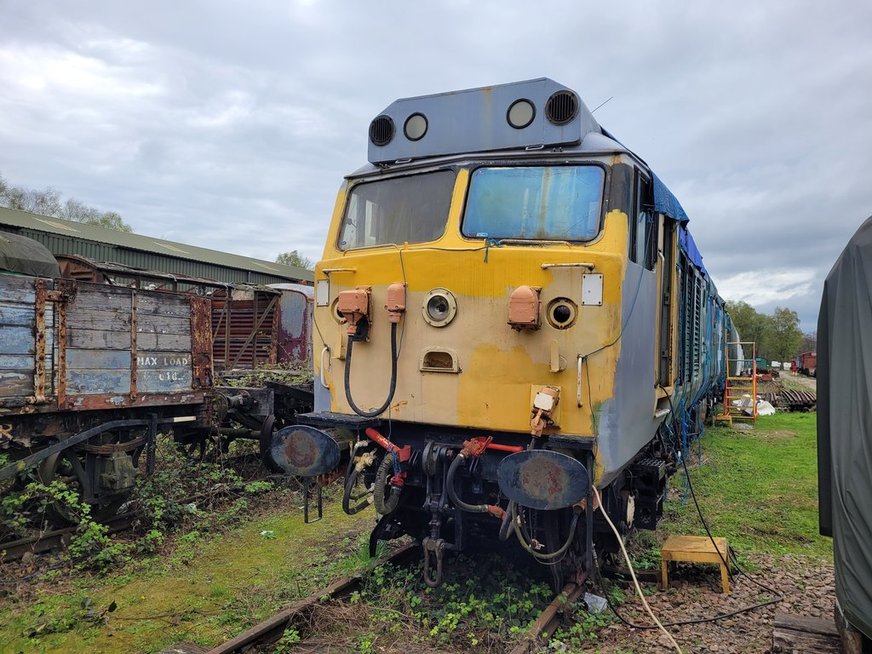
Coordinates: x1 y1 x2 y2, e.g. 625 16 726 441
276 78 733 588
797 350 817 377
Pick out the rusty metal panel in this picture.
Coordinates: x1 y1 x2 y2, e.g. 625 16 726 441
276 288 314 365
271 425 341 477
189 295 213 388
64 391 206 411
496 450 590 510
211 289 280 370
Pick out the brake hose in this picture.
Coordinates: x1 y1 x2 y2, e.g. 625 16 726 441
344 322 399 418
499 501 516 541
446 455 491 514
513 505 581 562
373 453 401 515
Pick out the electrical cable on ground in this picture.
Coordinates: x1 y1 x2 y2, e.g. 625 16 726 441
597 391 784 632
661 386 785 600
593 486 683 654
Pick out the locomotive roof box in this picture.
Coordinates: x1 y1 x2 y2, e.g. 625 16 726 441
367 78 603 164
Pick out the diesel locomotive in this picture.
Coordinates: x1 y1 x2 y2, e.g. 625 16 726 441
277 78 732 587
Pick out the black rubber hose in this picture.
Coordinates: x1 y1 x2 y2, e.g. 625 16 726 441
513 507 581 562
373 454 401 515
342 466 371 515
344 322 398 418
446 454 488 514
499 501 515 541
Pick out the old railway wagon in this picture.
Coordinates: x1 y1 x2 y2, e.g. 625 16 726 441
0 240 314 516
0 251 212 518
275 78 731 588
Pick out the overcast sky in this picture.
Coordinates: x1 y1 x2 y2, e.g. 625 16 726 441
2 0 870 331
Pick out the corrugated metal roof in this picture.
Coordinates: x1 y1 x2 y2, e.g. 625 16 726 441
0 207 313 284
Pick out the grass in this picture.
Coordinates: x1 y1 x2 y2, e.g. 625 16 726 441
659 411 830 559
0 495 375 654
1 411 829 654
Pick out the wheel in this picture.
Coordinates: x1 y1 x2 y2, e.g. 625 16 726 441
38 450 125 523
259 414 284 473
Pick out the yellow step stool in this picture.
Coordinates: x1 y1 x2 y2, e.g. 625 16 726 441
660 535 731 594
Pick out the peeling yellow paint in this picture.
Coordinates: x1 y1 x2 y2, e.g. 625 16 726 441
313 168 635 482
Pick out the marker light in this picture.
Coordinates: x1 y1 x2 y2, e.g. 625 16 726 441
507 99 535 129
404 113 428 141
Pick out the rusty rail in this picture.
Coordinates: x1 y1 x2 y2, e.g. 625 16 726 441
205 542 420 654
508 576 587 654
0 511 137 563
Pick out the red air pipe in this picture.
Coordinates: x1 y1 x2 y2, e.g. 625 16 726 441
364 427 412 463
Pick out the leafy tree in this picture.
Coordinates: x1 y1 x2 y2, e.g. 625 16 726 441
725 301 805 362
276 250 314 270
766 307 804 361
0 172 133 232
726 301 771 352
799 331 817 354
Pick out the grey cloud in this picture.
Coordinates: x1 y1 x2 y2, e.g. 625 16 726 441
1 0 870 331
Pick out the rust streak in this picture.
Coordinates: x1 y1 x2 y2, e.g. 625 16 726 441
33 279 47 403
269 295 279 365
55 285 68 407
65 391 206 411
189 296 214 388
130 289 138 399
224 294 232 366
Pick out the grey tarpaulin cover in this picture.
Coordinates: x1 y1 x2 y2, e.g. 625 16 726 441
0 231 60 278
818 215 872 639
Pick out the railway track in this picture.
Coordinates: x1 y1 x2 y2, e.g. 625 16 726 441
191 544 587 654
507 575 588 654
198 542 422 654
0 511 137 564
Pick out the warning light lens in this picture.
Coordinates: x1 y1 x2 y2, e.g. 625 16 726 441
507 99 535 129
404 113 428 141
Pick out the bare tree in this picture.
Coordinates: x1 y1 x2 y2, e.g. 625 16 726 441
0 172 133 232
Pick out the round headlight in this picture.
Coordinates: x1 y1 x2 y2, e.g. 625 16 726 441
422 289 457 327
507 99 535 129
404 113 428 141
546 298 578 329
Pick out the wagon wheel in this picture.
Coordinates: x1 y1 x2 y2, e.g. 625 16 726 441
174 429 224 463
38 450 125 524
174 431 208 462
259 414 284 473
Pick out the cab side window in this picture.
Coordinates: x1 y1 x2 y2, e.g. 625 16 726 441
629 171 656 270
